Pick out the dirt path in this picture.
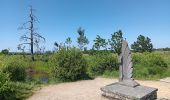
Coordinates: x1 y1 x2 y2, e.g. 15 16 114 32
27 78 170 100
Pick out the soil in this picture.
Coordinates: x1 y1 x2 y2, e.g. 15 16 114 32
27 78 170 100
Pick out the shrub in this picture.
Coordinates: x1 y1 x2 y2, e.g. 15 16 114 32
2 60 26 81
87 52 119 77
0 71 16 100
0 71 34 100
133 52 168 79
12 82 35 100
50 47 87 81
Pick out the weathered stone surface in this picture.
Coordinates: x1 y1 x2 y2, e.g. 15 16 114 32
101 83 158 100
119 40 139 87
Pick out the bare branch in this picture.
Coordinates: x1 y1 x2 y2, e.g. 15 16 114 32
18 26 30 30
18 21 31 30
18 43 31 46
20 35 31 40
23 21 31 26
33 32 45 41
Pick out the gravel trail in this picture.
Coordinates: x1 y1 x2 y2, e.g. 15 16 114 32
27 78 170 100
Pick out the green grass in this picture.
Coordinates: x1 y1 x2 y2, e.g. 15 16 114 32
1 51 170 80
0 51 170 99
133 52 169 80
155 51 170 77
98 51 170 80
0 54 51 99
30 61 50 73
14 82 38 99
102 70 119 78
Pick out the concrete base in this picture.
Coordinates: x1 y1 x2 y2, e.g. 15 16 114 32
101 82 158 100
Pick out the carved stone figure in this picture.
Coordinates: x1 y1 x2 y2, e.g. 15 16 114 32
101 39 158 100
118 40 140 87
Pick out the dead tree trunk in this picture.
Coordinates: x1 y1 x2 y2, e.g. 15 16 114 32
30 7 34 61
18 6 45 61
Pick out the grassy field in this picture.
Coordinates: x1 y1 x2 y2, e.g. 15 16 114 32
1 51 170 73
0 51 170 80
0 51 170 99
154 51 170 77
101 51 170 80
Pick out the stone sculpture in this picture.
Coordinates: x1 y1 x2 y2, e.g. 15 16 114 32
118 40 140 87
101 39 158 100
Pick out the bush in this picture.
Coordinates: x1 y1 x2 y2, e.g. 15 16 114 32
0 71 16 100
2 60 26 81
133 52 168 79
12 82 35 100
0 71 34 100
50 47 88 81
87 52 119 77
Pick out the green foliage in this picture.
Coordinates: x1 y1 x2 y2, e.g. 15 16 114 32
0 55 40 100
133 52 168 79
0 55 50 99
65 37 72 47
2 60 26 81
103 70 119 78
0 71 35 100
154 47 170 51
12 82 35 100
1 49 9 55
32 61 49 72
77 27 89 51
83 49 112 55
131 35 153 52
41 54 49 62
0 71 16 100
0 50 170 100
109 30 123 55
163 47 170 51
99 52 170 79
50 47 88 81
87 52 119 77
93 35 108 50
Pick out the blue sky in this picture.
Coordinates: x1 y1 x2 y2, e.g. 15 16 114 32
0 0 170 52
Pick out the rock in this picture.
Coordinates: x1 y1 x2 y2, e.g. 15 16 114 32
101 83 158 100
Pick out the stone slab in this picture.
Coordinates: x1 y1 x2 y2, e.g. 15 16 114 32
101 83 158 100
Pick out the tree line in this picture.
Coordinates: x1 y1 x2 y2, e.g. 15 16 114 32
54 28 153 54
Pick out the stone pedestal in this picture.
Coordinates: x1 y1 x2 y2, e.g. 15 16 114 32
101 83 158 100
